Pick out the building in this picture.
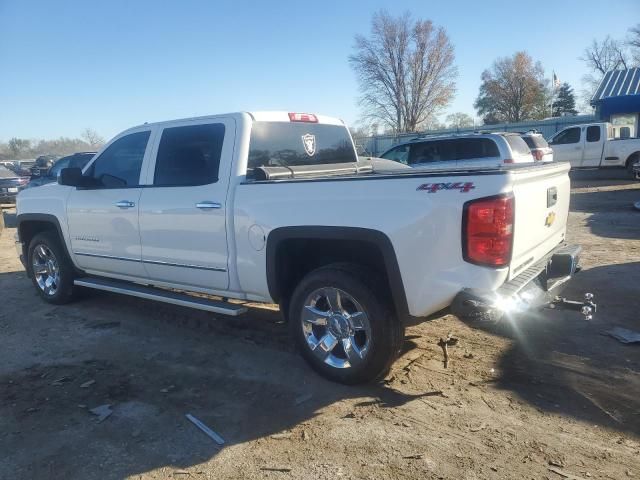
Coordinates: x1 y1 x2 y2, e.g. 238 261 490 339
591 67 640 138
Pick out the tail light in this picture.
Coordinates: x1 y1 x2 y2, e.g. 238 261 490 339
503 158 514 164
532 150 544 161
463 194 514 267
288 112 318 123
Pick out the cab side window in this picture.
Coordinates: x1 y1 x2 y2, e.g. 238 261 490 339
154 123 225 186
86 131 150 188
586 126 601 142
455 138 500 159
381 144 409 164
552 127 581 145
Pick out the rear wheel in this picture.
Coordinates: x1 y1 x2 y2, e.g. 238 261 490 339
288 264 403 384
28 231 77 304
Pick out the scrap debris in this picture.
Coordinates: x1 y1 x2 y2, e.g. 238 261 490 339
185 413 225 446
548 466 588 480
605 327 640 344
437 334 459 368
89 404 113 423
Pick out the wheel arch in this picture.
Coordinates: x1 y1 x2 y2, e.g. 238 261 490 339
625 151 640 168
265 226 410 321
17 213 76 275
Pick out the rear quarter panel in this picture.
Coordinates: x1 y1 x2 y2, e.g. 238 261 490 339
233 172 514 317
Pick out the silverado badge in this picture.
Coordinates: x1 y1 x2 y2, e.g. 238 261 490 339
302 134 316 156
545 211 556 227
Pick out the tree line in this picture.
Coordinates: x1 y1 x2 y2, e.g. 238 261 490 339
0 128 104 160
350 10 640 133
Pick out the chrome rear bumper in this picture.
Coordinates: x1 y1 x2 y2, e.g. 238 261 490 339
452 244 582 317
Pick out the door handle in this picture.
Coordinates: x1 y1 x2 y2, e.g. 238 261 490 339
115 200 135 209
196 201 222 209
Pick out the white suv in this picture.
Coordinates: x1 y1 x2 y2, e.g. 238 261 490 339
379 132 534 169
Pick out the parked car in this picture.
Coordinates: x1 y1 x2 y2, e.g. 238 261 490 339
548 122 640 177
0 165 29 204
26 152 96 189
4 161 32 177
30 155 59 177
379 132 534 169
15 111 582 384
521 131 553 162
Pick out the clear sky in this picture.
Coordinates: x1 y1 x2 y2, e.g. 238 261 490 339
0 0 637 141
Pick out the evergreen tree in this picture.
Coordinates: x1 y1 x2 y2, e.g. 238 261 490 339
552 83 578 116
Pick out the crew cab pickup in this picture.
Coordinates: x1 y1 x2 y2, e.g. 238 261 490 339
549 122 640 176
15 111 583 384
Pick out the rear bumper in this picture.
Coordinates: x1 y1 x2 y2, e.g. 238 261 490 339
452 244 581 316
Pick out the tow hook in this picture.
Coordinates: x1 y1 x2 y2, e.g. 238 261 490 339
550 293 597 320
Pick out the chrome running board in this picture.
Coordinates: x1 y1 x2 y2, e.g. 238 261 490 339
74 277 247 316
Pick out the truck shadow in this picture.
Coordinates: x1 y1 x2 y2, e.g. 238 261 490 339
490 261 640 438
0 271 437 479
2 260 639 478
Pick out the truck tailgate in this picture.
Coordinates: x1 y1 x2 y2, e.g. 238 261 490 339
508 162 571 280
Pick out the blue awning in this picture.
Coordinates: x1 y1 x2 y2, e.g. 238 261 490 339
591 68 640 105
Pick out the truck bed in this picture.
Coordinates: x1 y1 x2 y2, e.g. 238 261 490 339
235 161 571 317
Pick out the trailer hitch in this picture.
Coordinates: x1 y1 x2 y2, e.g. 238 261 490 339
549 293 596 320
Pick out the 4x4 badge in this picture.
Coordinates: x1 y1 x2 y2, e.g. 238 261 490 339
417 182 475 193
302 134 316 156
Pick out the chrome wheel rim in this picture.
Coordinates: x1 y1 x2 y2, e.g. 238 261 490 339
301 287 372 369
32 244 60 296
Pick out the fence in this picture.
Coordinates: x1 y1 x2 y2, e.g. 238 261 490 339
354 114 597 157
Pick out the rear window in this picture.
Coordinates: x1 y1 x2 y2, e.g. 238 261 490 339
522 135 548 149
503 135 531 156
248 122 356 172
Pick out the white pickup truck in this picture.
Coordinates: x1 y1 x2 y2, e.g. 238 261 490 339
15 111 584 384
549 122 640 176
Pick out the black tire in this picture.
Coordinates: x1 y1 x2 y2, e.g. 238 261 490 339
27 231 77 304
627 154 640 179
288 263 404 384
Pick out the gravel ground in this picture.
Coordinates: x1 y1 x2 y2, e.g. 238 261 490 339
0 175 639 480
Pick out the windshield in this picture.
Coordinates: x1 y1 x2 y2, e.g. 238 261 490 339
0 165 17 178
248 122 357 175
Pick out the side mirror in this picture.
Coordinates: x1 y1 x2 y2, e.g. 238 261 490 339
58 167 85 187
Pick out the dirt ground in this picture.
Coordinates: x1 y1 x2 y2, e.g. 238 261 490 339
1 175 639 480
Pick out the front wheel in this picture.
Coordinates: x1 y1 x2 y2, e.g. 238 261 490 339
288 264 403 384
28 231 77 304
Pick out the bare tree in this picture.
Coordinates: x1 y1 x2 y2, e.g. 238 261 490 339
445 112 474 129
627 24 640 65
349 10 457 133
474 52 545 123
581 36 628 75
580 34 635 108
81 128 105 149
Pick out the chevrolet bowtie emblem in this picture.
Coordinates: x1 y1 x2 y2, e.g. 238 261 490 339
545 211 556 227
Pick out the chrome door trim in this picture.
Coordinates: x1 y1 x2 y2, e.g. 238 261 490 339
143 258 226 272
73 251 227 272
